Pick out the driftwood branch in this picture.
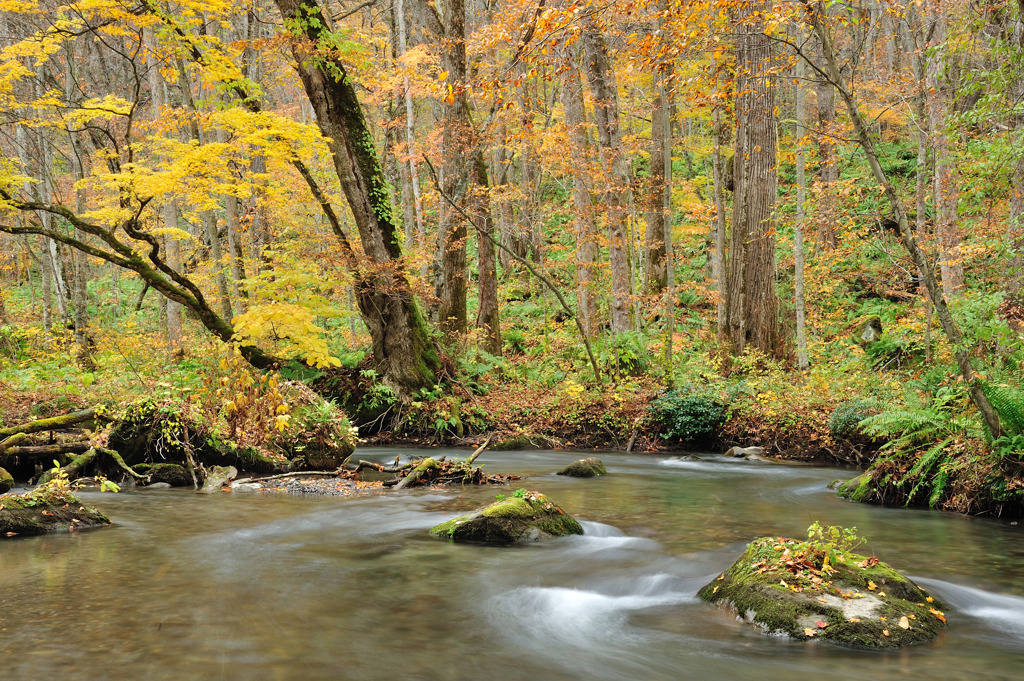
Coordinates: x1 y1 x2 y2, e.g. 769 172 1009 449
466 432 495 466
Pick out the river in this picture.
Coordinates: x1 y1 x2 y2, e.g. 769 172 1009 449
1 449 1022 680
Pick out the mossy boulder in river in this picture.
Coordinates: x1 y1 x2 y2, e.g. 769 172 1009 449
698 531 947 648
1 485 110 538
557 457 607 478
429 491 583 544
0 466 13 493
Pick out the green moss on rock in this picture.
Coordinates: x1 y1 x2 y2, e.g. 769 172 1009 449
557 457 607 478
429 491 584 544
490 435 542 451
698 536 946 648
0 487 110 538
132 463 191 487
837 474 875 503
0 466 13 493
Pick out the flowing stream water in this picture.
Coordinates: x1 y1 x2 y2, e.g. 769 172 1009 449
2 448 1023 680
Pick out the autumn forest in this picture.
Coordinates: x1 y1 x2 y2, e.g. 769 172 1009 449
3 0 1024 517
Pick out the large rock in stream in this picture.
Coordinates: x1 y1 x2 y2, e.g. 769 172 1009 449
557 457 607 478
698 536 947 648
429 491 583 544
1 488 110 538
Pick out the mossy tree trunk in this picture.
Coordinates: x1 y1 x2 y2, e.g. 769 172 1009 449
274 0 440 399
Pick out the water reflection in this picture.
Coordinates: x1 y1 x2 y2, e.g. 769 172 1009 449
1 449 1022 680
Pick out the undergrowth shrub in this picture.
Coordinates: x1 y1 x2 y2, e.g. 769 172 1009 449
650 386 726 443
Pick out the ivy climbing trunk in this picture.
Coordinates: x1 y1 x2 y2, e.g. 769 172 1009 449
274 0 440 398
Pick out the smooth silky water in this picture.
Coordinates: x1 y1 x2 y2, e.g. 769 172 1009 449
2 449 1022 680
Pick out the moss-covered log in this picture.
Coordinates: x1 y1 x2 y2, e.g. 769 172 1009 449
429 491 583 544
698 536 946 648
0 407 103 439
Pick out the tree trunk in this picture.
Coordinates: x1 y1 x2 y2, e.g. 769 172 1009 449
711 73 728 339
274 0 440 398
146 27 183 356
560 54 599 338
644 66 669 294
583 24 633 334
815 40 839 251
726 2 781 357
473 150 501 355
794 53 810 370
437 0 469 336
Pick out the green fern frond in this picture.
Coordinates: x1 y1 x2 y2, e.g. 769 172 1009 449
903 438 952 503
928 468 950 507
982 382 1024 436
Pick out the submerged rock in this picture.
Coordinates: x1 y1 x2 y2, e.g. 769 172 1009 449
557 457 607 478
0 488 110 538
429 491 583 544
698 536 946 648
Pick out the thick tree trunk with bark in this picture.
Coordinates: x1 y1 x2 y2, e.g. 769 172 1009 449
726 2 781 357
274 0 441 397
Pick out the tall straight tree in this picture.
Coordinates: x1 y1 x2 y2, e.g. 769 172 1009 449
724 2 778 356
726 1 781 356
560 51 600 338
436 0 470 335
583 22 634 335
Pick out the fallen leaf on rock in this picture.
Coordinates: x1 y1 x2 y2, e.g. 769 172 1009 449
803 628 816 637
883 629 890 637
898 616 910 630
816 620 827 629
847 617 861 623
929 608 946 623
867 580 877 591
926 596 934 603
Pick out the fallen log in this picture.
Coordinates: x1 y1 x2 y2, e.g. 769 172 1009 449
394 457 440 490
3 442 93 459
0 407 104 439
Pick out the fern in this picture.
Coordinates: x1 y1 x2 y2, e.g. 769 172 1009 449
905 440 950 503
981 382 1024 436
928 468 950 507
